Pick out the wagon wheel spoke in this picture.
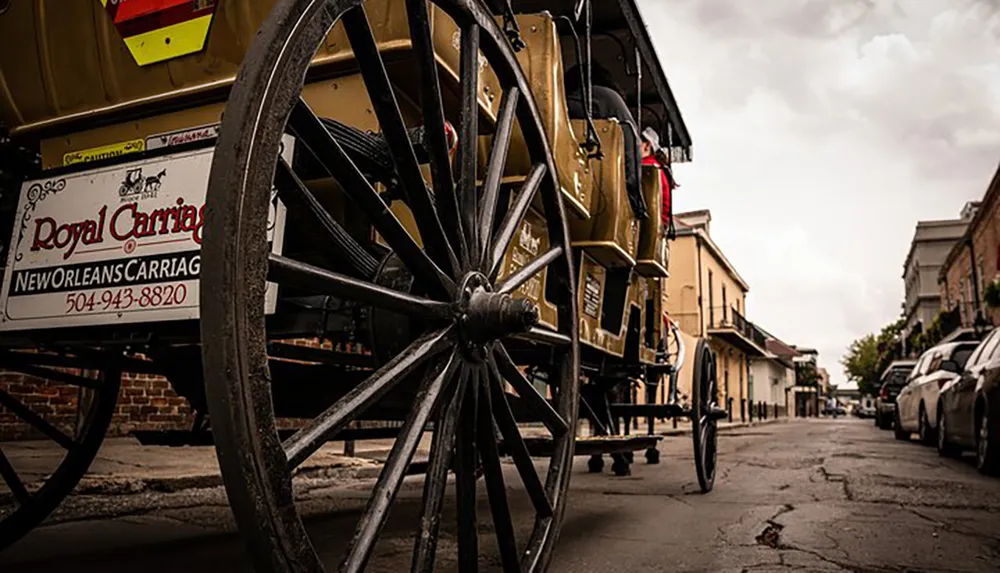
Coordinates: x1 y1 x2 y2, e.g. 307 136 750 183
477 87 520 268
342 6 459 277
0 357 102 390
0 389 75 451
404 0 467 268
496 247 564 295
273 158 379 279
455 366 479 572
457 23 481 262
0 450 29 505
287 98 454 299
342 352 461 573
411 366 470 573
487 164 545 278
282 327 454 469
493 344 568 437
475 369 521 573
486 355 552 517
267 254 451 320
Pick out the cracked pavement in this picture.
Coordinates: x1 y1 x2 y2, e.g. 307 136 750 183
2 418 1000 572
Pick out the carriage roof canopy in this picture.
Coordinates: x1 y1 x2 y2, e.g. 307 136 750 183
503 0 693 163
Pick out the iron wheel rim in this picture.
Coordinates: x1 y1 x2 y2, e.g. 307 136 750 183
690 339 717 493
0 348 124 551
201 0 580 570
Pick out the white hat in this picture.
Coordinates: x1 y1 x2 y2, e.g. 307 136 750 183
641 127 661 152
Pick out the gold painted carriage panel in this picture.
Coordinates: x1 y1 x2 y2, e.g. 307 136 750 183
501 13 592 220
569 119 639 269
2 0 500 157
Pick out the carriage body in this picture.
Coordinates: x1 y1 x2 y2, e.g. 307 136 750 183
0 0 718 567
0 1 677 361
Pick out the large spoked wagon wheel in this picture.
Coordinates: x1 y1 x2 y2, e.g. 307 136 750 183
690 339 717 493
202 0 579 571
0 348 122 550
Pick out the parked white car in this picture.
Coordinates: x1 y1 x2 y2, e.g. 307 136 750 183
895 341 979 443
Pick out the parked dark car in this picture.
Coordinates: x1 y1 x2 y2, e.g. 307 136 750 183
875 360 916 430
938 328 1000 475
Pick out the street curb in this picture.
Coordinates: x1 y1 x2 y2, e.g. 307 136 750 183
651 416 790 438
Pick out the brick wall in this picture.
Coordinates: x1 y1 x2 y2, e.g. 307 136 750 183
0 370 195 441
0 372 84 441
941 163 1000 327
0 338 367 442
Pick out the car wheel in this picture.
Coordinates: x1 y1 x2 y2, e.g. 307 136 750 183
894 410 909 441
874 412 881 427
918 405 934 445
975 404 1000 475
937 408 961 458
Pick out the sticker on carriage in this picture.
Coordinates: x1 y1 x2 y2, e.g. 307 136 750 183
63 138 145 166
0 137 293 331
582 273 600 318
145 123 221 151
101 0 219 67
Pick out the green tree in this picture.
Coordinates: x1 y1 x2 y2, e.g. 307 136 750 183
841 319 905 397
841 333 880 396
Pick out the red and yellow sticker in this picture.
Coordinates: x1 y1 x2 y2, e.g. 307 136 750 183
100 0 218 67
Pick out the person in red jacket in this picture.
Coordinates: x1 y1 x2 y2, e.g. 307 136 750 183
640 127 677 237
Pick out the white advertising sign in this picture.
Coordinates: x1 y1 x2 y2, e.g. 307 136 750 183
0 140 291 331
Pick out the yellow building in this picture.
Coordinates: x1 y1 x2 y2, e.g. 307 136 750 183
666 210 769 421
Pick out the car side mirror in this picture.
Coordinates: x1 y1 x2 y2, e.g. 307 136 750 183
940 360 959 374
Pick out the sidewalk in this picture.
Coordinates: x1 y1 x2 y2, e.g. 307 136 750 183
2 416 790 498
2 437 391 497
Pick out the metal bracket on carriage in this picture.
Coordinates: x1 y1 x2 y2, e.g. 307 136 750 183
644 362 674 377
498 0 526 51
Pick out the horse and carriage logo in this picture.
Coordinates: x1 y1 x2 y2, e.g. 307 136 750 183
118 168 166 200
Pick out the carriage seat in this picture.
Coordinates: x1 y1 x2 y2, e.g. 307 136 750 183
569 119 639 269
635 166 670 277
501 13 594 220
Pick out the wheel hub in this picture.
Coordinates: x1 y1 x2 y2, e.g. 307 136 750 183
457 272 538 355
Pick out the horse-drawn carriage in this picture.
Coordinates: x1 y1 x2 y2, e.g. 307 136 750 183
0 0 723 569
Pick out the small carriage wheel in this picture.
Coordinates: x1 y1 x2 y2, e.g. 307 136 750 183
202 0 579 571
0 349 122 550
690 339 717 493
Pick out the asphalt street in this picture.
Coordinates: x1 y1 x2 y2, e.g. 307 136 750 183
2 417 999 572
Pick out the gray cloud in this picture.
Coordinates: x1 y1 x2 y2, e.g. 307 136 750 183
637 0 1000 383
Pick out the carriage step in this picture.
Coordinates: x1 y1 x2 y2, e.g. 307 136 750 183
512 435 661 458
608 403 685 419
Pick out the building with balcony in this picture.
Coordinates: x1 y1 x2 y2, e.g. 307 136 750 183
749 335 798 416
900 210 973 354
790 346 821 417
939 160 1000 342
666 210 769 422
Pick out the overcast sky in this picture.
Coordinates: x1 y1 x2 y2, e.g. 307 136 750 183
637 0 1000 385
